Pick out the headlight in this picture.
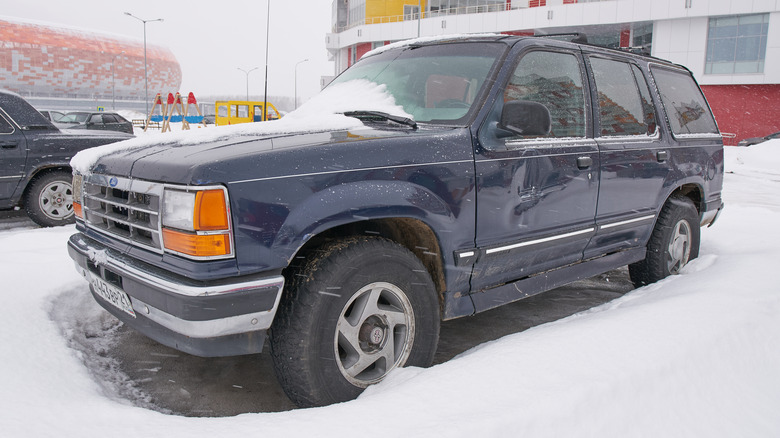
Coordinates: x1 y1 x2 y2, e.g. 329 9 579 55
162 187 232 258
162 189 196 230
72 173 83 219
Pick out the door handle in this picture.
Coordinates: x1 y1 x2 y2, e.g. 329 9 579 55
657 150 668 162
1 141 18 149
577 156 593 169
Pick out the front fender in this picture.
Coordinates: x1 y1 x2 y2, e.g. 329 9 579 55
279 179 457 249
230 179 460 273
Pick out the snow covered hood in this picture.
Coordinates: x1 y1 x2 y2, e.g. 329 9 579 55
70 80 411 175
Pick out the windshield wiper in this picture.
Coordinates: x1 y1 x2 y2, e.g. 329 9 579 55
343 111 417 129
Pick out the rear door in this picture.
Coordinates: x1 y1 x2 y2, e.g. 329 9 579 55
0 110 28 202
583 54 669 258
472 47 599 292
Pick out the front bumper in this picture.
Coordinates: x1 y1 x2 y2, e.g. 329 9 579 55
68 233 285 357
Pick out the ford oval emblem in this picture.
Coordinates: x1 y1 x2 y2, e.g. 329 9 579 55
109 177 118 187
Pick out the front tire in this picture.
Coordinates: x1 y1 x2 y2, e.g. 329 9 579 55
629 196 700 287
269 237 440 407
24 171 75 227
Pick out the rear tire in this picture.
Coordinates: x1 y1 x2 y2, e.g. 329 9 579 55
629 196 700 287
24 171 75 227
269 236 440 407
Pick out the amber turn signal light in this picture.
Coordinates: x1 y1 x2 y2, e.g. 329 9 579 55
162 228 231 257
194 189 229 231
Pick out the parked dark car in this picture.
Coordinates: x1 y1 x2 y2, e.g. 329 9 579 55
68 35 724 407
738 130 780 146
0 90 133 226
38 109 65 122
56 111 134 134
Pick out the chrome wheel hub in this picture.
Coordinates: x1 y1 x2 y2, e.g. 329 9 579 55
667 219 691 274
39 180 74 220
335 282 415 387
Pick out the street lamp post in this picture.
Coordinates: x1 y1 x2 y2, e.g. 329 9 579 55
124 12 163 115
111 51 125 110
263 0 271 121
294 59 309 110
237 67 259 101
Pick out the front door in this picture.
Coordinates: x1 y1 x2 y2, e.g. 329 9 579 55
472 48 599 292
0 111 27 202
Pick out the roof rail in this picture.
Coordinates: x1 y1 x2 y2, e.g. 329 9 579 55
534 33 588 44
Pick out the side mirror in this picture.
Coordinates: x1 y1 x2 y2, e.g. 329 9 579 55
499 100 551 137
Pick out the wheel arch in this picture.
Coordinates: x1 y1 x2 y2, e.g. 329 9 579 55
667 183 703 214
19 165 72 207
290 217 447 303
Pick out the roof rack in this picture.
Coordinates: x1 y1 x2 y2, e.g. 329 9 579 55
533 32 588 44
618 46 652 56
533 33 654 57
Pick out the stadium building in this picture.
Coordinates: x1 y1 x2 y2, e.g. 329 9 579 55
0 17 181 111
327 0 780 144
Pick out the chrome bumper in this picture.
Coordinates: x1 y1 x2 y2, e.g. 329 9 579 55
68 233 285 357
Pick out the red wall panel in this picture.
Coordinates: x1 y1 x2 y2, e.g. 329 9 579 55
701 84 780 145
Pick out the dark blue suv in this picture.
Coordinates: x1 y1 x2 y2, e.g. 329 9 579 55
67 35 724 407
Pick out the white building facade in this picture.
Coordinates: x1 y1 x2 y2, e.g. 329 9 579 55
327 0 780 143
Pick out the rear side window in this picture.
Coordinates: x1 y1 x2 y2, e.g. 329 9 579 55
590 58 657 136
651 67 719 136
0 114 14 134
504 50 586 138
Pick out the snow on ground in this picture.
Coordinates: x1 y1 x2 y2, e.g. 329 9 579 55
1 141 779 437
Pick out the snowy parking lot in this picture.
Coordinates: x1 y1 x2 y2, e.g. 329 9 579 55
1 141 779 437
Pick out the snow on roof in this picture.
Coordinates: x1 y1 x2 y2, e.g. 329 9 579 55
363 33 503 58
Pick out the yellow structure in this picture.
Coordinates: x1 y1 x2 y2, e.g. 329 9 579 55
214 101 281 126
365 0 427 24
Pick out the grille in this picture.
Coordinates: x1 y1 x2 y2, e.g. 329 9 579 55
82 177 163 252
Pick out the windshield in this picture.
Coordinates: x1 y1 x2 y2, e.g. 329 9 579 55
59 113 89 123
329 42 506 124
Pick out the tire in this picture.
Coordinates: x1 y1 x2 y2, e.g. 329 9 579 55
269 236 440 407
24 171 76 227
629 196 700 287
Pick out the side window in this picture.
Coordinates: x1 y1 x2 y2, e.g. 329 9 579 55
590 57 656 136
103 114 118 123
89 114 102 124
504 51 586 138
651 67 719 136
0 114 14 134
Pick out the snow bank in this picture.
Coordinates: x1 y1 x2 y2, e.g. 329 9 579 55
2 141 779 437
70 79 407 175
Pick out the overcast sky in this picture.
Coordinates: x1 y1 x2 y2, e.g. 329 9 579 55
3 0 335 102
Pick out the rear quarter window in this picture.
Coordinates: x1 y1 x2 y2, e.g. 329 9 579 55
651 66 719 136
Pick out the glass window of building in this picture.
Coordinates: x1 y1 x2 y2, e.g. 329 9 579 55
706 14 769 74
348 0 366 27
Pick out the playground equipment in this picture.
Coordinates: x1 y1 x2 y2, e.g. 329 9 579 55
144 92 206 131
214 100 281 126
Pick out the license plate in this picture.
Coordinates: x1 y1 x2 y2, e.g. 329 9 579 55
91 275 136 318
